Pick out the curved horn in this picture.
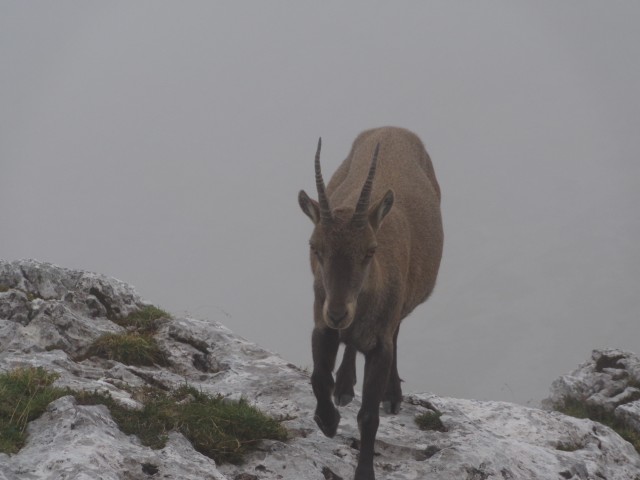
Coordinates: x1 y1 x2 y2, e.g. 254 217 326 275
352 143 380 227
314 137 332 224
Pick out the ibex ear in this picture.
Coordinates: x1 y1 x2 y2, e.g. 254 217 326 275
369 189 394 231
298 190 321 224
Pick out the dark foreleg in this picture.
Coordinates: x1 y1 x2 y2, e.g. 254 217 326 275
334 344 357 406
355 340 393 480
311 326 341 437
382 326 403 414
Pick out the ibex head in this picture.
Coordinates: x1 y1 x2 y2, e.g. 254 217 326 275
298 138 394 329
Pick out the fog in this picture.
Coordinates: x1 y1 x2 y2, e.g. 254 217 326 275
2 2 639 405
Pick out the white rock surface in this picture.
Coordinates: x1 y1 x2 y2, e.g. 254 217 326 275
1 395 226 480
2 260 640 480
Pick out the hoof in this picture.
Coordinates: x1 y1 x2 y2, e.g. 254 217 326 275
382 400 401 414
334 393 354 407
314 405 340 438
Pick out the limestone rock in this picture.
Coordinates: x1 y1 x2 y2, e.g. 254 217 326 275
545 348 640 440
1 395 226 480
1 260 640 480
0 259 145 355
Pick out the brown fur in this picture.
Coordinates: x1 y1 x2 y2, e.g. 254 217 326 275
298 127 443 480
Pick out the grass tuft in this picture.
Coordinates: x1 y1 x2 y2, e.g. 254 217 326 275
76 385 288 464
74 388 172 448
0 367 67 454
82 305 172 366
116 305 170 333
415 410 446 432
85 332 170 366
1 366 288 463
174 386 288 463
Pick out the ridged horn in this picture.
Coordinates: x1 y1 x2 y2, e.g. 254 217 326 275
314 137 332 224
352 143 380 227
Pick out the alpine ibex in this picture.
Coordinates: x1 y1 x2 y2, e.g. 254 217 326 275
298 127 443 480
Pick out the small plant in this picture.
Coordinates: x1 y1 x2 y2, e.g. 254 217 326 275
174 386 288 463
555 440 583 452
0 367 67 454
554 396 640 454
85 332 170 367
1 366 288 463
2 366 288 463
74 389 172 449
76 385 288 464
415 410 446 432
116 305 170 333
81 305 172 367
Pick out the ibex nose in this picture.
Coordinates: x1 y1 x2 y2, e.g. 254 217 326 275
327 309 348 327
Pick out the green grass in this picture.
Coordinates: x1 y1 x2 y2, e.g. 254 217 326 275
116 305 170 333
1 367 289 464
415 410 446 432
76 385 288 464
173 386 288 463
81 305 172 366
74 388 172 449
0 367 67 454
84 332 170 366
554 396 640 454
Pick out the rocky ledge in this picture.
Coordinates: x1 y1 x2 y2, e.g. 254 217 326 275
1 259 640 480
545 348 640 437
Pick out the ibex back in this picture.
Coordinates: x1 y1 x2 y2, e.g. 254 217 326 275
298 127 443 480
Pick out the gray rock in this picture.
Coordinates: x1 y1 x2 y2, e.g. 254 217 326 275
545 348 640 440
0 259 145 355
0 289 31 325
2 260 640 480
9 395 226 480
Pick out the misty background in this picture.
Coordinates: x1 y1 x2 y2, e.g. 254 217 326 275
2 2 639 405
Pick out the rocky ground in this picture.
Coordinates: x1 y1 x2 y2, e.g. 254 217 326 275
1 259 640 480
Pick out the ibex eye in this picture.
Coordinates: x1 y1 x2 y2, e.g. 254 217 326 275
364 248 376 260
310 246 323 261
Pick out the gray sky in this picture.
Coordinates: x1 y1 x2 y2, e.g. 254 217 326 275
2 2 639 405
